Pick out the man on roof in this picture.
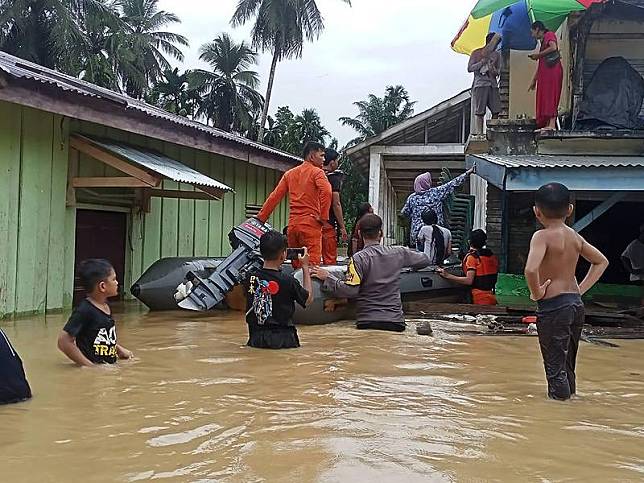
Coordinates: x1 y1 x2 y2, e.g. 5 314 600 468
256 141 332 267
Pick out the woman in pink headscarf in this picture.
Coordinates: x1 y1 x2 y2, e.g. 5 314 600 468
401 168 474 248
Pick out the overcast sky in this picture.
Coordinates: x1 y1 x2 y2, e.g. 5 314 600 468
158 0 475 145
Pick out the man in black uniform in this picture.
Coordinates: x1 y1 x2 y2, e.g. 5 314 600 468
322 149 347 265
0 328 32 405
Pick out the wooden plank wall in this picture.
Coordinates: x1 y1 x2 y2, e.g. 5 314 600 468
0 101 74 317
71 120 289 300
0 105 288 318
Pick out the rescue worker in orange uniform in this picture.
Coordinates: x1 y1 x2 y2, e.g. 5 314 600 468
438 229 499 305
256 142 332 266
322 148 348 265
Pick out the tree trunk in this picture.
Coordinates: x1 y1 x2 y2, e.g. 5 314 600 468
257 49 280 142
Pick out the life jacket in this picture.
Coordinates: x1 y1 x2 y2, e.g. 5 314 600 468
462 248 499 291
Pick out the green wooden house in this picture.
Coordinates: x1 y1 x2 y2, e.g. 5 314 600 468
0 52 297 318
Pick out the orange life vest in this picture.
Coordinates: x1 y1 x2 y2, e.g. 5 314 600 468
462 249 499 292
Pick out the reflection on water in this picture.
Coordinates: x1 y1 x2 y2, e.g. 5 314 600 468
1 304 643 482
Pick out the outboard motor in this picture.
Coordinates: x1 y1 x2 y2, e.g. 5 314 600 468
175 218 271 311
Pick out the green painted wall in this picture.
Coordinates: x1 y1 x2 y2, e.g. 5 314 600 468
0 101 288 318
0 101 76 318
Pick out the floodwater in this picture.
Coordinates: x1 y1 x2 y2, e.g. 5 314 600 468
1 304 643 482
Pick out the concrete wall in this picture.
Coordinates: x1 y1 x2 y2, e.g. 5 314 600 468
0 100 288 318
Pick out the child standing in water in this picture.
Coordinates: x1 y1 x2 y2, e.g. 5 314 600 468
524 183 608 400
57 259 133 366
245 231 313 349
417 209 452 265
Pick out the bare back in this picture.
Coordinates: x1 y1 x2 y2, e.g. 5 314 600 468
538 225 583 299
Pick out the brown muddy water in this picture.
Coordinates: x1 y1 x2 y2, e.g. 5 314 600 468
1 303 643 482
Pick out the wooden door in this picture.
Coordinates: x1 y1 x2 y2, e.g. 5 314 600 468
73 210 127 305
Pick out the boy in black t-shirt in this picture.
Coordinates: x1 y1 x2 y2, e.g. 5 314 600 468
57 259 133 366
245 231 313 349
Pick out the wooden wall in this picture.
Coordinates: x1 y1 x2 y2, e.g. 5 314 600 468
71 120 289 302
0 101 76 317
0 100 288 317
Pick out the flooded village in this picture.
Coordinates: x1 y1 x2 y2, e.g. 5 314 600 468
1 0 644 481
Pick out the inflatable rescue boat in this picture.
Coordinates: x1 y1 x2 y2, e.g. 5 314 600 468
130 219 467 324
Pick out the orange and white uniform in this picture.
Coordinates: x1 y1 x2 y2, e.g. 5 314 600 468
462 248 499 305
257 161 332 266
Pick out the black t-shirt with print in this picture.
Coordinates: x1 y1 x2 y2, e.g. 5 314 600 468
244 268 309 329
63 299 118 364
327 170 344 226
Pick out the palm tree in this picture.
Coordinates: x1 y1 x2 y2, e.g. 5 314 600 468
117 0 188 98
292 108 329 148
148 68 199 117
339 85 416 145
191 33 264 133
0 0 120 72
230 0 351 142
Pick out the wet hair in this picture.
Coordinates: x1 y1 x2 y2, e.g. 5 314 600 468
469 229 487 250
78 259 114 292
302 141 325 160
421 209 446 265
531 21 547 32
324 148 339 166
259 230 287 261
486 33 496 45
535 182 571 219
360 214 383 240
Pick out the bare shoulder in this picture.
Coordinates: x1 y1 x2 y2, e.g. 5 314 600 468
564 225 585 248
530 228 549 242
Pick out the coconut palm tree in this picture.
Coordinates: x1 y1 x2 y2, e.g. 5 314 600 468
147 68 199 117
339 85 416 145
191 33 264 133
117 0 188 98
292 108 329 148
230 0 351 142
0 0 120 72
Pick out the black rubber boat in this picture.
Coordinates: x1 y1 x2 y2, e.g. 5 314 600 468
130 219 467 324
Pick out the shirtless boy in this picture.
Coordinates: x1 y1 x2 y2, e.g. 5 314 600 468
524 183 608 400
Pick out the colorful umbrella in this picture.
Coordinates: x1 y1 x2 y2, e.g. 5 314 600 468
472 0 605 31
452 1 537 55
452 0 606 55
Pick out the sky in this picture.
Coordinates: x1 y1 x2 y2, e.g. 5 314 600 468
158 0 476 146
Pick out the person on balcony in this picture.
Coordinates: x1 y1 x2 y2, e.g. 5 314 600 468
468 32 502 135
529 21 563 133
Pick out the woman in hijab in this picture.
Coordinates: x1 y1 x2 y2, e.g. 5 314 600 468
401 168 474 248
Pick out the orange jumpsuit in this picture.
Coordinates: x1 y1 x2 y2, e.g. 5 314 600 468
257 161 332 266
463 249 499 305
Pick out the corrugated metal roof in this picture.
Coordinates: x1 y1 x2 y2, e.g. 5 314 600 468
0 51 299 163
83 136 233 192
472 154 644 169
